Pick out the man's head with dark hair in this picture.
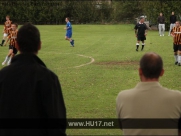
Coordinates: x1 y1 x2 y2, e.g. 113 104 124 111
16 23 41 54
65 17 70 23
11 23 18 30
12 23 18 28
139 52 164 81
11 23 18 31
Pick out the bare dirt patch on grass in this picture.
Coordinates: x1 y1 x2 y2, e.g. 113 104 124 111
94 60 139 66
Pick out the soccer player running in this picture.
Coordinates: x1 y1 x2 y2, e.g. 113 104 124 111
171 21 181 66
0 15 12 46
64 17 74 47
2 23 18 66
134 17 148 51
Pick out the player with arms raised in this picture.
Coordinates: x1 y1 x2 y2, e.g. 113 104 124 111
0 15 12 46
64 17 74 47
171 21 181 66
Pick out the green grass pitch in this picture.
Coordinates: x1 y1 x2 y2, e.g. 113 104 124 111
0 24 180 136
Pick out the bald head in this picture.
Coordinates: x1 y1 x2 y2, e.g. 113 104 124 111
140 52 163 79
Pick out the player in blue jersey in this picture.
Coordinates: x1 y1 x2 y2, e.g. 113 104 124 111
64 17 74 47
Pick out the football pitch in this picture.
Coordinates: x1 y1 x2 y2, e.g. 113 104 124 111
0 24 180 136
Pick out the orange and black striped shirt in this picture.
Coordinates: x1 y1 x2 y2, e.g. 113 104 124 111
8 29 18 47
4 20 12 35
171 26 181 45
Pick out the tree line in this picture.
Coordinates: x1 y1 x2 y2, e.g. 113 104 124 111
0 0 181 27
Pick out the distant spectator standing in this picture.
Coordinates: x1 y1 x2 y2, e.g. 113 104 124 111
116 52 181 135
158 13 165 36
168 12 177 36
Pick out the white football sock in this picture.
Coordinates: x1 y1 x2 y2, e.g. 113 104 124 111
174 55 178 62
178 55 181 63
4 56 9 62
7 57 12 65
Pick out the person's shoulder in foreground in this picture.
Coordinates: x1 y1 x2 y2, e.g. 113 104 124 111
0 23 67 136
117 52 181 93
116 52 181 135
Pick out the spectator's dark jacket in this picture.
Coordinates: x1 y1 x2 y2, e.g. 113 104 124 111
170 15 177 24
158 16 165 24
0 53 67 136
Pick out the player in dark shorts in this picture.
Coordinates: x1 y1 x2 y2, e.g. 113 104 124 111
2 23 18 66
134 17 148 51
170 21 181 66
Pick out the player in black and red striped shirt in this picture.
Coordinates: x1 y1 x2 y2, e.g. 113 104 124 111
0 15 12 46
170 21 181 66
2 23 18 66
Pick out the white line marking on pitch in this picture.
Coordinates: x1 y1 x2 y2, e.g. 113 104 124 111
42 52 95 69
73 54 95 68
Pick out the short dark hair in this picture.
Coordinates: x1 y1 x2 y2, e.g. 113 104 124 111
140 52 163 78
66 17 70 21
17 23 40 53
12 22 18 28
